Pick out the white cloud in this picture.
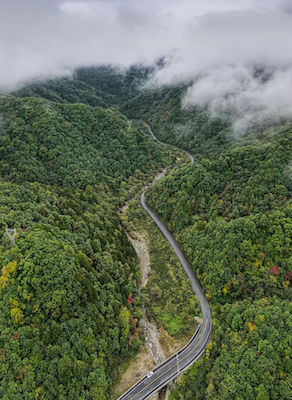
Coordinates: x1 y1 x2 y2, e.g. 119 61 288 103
1 0 292 131
147 8 292 131
0 0 180 90
183 66 292 130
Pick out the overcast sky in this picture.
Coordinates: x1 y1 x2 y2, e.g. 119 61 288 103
1 0 292 130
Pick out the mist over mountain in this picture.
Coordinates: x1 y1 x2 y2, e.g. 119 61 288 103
1 2 292 400
1 0 292 131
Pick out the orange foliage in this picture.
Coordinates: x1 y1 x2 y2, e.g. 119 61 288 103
11 332 20 340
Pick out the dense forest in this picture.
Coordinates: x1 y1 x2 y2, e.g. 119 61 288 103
146 128 292 399
0 96 172 192
0 179 142 400
125 72 292 399
1 65 292 399
13 77 118 109
77 66 292 399
0 86 171 399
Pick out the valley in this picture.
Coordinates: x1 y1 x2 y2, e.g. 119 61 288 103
0 65 292 400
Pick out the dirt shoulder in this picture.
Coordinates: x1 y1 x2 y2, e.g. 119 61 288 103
111 346 156 400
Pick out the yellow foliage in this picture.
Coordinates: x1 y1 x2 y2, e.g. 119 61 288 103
248 322 254 331
207 342 213 351
0 261 17 290
119 307 131 340
11 307 25 325
283 280 290 289
0 266 9 287
34 387 44 399
256 315 265 324
206 342 213 359
223 287 229 295
33 304 40 313
9 297 19 307
206 377 214 396
253 259 262 268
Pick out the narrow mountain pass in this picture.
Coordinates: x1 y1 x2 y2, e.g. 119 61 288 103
117 126 212 400
114 162 191 399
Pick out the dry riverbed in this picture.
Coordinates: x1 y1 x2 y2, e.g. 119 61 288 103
113 166 192 400
111 227 190 400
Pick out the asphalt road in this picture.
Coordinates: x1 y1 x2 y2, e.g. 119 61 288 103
147 126 194 164
118 127 211 400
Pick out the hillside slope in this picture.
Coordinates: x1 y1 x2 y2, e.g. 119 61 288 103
146 123 292 399
13 78 118 109
76 65 292 400
0 97 171 194
3 65 292 400
0 94 171 400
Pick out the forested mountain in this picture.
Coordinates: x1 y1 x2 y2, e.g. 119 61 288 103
1 65 292 400
13 78 118 109
75 66 292 399
132 79 292 399
0 88 171 399
75 65 152 104
0 96 171 195
0 179 140 400
120 84 230 157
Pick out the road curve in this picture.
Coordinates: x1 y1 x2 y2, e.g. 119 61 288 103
147 126 194 164
118 126 211 400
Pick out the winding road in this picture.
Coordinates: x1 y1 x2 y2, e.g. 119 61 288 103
118 126 212 400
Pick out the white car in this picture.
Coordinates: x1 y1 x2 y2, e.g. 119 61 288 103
147 371 154 378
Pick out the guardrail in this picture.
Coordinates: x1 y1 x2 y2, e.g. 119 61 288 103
118 323 204 400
